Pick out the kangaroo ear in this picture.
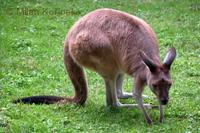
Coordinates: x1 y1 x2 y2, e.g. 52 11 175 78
163 47 176 69
140 51 157 72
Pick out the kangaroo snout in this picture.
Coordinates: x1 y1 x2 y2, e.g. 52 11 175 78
160 97 169 105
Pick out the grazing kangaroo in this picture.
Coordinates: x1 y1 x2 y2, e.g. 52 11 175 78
13 8 176 124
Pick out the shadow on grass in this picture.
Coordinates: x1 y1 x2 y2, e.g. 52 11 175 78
53 102 159 128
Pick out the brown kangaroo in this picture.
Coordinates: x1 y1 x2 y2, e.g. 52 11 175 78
13 8 176 124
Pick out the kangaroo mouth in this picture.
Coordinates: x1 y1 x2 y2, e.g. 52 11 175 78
160 100 168 105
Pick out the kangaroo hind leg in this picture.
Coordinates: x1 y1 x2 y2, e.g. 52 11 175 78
63 42 88 105
116 73 133 99
104 78 120 107
104 76 138 108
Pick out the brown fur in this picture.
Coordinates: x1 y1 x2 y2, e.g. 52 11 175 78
14 8 176 124
66 9 160 77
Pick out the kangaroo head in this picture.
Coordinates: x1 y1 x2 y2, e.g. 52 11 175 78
140 48 176 105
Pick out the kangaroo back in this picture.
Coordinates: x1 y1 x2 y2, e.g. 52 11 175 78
66 8 160 76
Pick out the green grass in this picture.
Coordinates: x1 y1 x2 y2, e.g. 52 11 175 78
0 0 200 132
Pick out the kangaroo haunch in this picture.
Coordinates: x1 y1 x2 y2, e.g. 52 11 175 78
14 8 176 124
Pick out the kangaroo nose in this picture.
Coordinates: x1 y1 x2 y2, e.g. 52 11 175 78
161 98 168 105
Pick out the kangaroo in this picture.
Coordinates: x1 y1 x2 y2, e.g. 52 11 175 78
13 8 176 124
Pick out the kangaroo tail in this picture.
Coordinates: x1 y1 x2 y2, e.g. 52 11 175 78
13 96 65 104
13 40 88 105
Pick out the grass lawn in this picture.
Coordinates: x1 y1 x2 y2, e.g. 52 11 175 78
0 0 200 132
